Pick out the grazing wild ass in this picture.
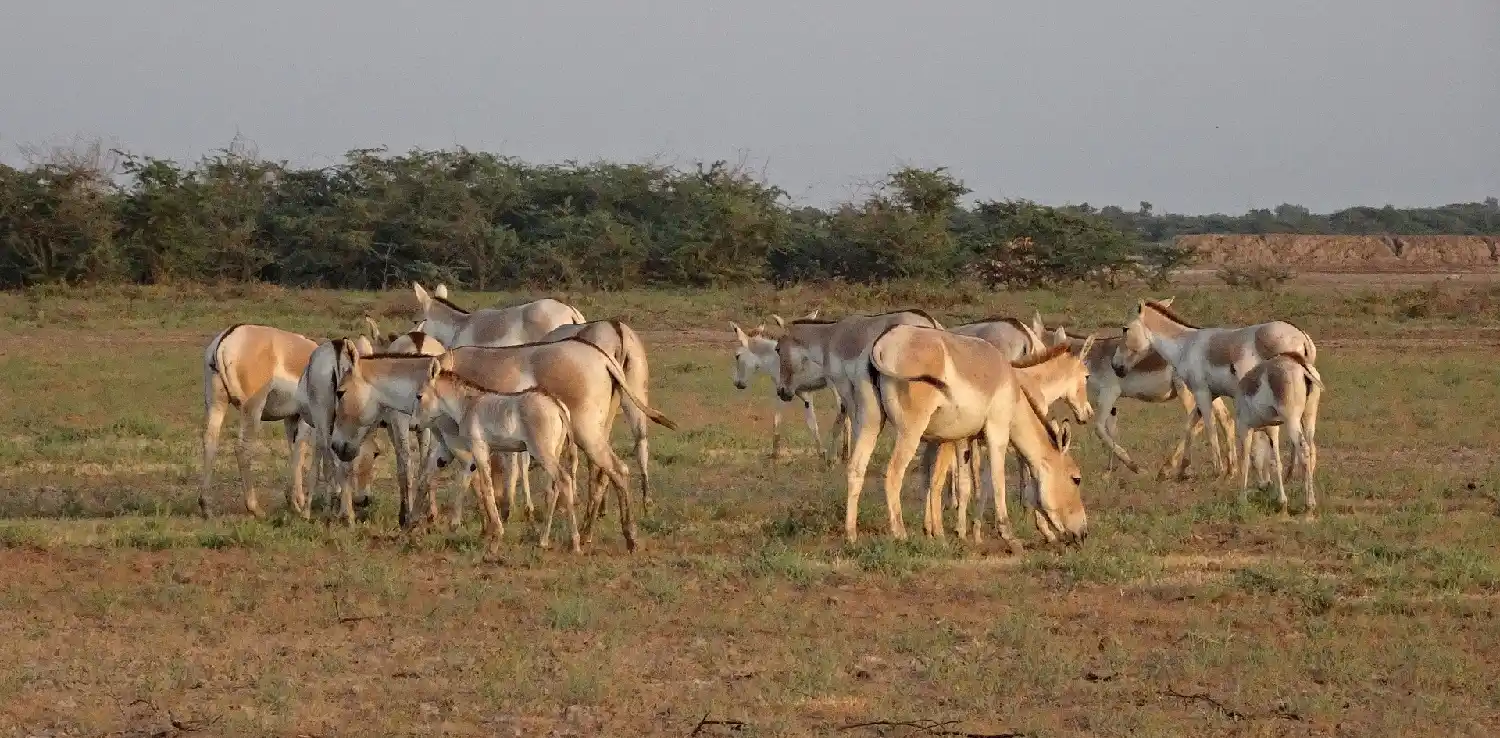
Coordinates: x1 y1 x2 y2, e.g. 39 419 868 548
922 340 1096 541
1112 299 1320 480
329 338 675 551
410 283 585 349
1033 312 1237 478
773 310 944 542
1229 353 1325 517
869 324 1088 550
295 337 379 525
201 324 318 518
731 317 839 463
411 364 581 553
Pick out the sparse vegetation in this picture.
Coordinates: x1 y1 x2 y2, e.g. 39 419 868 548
2 282 1499 735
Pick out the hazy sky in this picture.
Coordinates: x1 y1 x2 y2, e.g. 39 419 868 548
4 1 1497 213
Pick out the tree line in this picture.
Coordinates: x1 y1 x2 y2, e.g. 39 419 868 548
2 140 1496 290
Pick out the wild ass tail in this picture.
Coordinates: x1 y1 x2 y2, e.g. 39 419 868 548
204 324 243 407
568 304 587 325
569 337 679 431
869 325 952 397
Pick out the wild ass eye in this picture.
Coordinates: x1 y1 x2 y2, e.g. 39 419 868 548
1071 474 1082 486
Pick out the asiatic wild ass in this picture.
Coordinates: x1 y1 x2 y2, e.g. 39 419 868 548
412 364 581 552
773 310 945 542
329 338 676 551
1229 353 1325 517
410 283 585 349
201 324 318 518
730 320 838 463
868 324 1088 550
1112 299 1320 480
1033 314 1237 478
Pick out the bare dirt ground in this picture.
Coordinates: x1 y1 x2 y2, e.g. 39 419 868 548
2 282 1499 736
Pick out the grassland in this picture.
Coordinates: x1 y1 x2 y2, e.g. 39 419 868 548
2 280 1499 737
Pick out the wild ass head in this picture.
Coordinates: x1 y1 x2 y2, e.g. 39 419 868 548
1111 297 1177 378
330 352 438 462
729 321 775 391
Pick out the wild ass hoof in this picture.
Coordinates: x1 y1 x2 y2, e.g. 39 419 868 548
1004 538 1026 556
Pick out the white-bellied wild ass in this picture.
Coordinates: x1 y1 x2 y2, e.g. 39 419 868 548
1229 353 1325 517
730 319 838 462
410 282 585 349
201 324 318 518
412 365 581 553
1034 313 1237 479
329 338 676 551
1112 299 1320 480
868 324 1088 550
295 337 375 524
773 309 947 542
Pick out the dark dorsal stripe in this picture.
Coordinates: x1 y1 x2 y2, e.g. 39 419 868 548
430 294 470 315
1011 343 1071 369
1143 301 1199 329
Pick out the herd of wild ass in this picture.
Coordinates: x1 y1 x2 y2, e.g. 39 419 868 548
201 284 1324 554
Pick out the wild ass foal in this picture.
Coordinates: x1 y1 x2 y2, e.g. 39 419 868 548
869 325 1088 551
201 324 318 518
773 309 945 542
410 282 585 348
1229 353 1325 517
1113 299 1320 481
417 368 579 552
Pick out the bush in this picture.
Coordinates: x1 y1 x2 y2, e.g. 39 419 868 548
1216 264 1294 290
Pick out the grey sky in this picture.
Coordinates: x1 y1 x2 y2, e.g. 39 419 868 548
4 0 1497 213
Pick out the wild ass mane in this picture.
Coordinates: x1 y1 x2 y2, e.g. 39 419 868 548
1010 344 1071 369
430 295 471 314
1142 300 1200 329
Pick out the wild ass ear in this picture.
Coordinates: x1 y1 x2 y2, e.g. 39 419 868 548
362 315 381 341
729 322 750 347
1080 334 1097 358
354 335 376 356
801 308 820 321
770 314 787 329
1057 422 1073 453
413 282 431 310
427 358 443 381
1031 310 1046 338
433 284 449 299
1050 326 1068 347
1158 296 1175 307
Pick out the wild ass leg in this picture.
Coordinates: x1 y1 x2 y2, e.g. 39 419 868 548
385 417 418 526
842 383 883 544
920 442 954 538
236 386 273 518
471 442 506 554
1268 429 1288 518
956 441 976 542
199 383 230 518
982 417 1023 554
770 396 785 460
880 415 929 540
283 419 310 518
577 429 636 551
1236 421 1255 507
798 394 826 463
1091 384 1142 474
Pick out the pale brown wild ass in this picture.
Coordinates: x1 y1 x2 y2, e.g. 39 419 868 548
1229 352 1325 517
1112 299 1320 480
773 310 945 542
868 324 1088 551
413 366 581 553
410 282 584 349
201 324 318 518
1033 312 1237 478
